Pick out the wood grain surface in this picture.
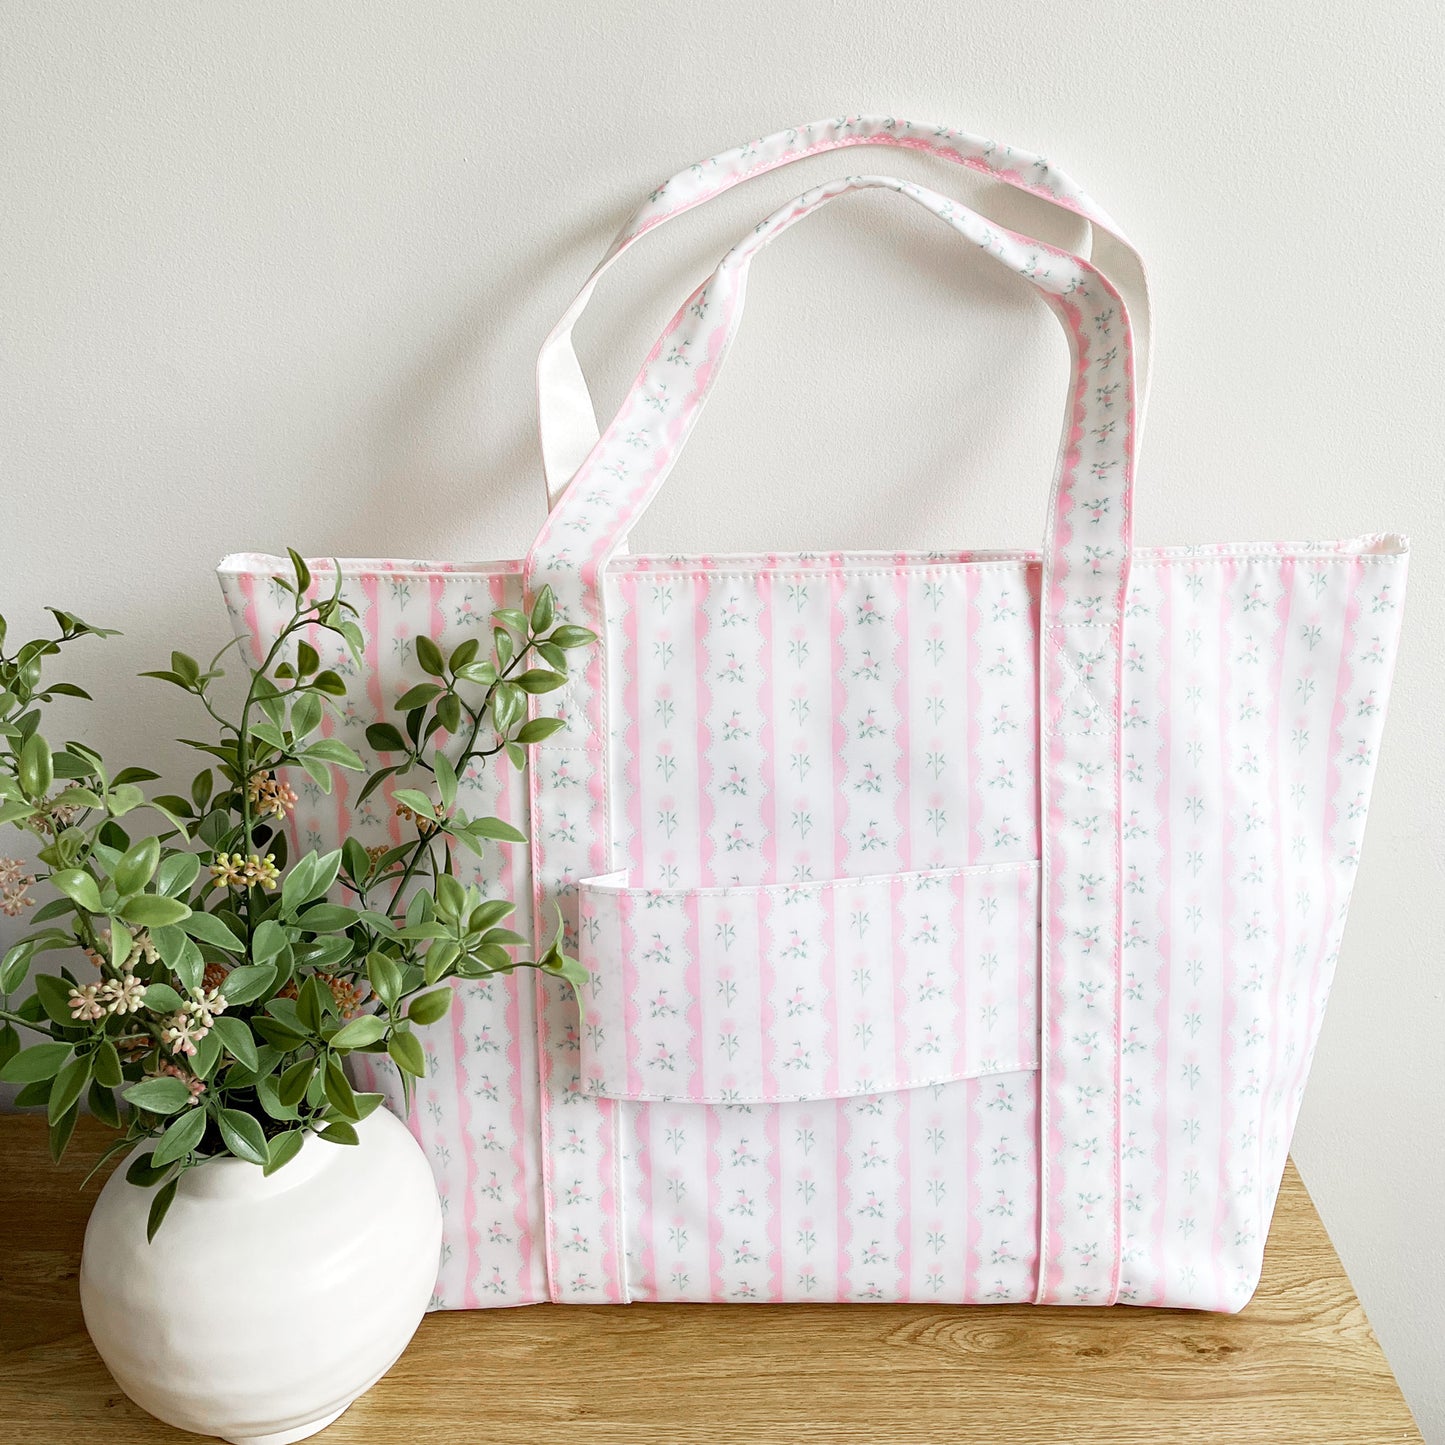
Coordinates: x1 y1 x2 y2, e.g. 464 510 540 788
0 1114 1421 1444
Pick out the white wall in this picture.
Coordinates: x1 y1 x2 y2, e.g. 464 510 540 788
3 2 1440 1432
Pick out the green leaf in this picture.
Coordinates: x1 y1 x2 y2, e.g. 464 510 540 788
391 788 436 819
515 668 566 695
94 1039 122 1088
48 868 103 914
352 1090 385 1121
156 851 202 898
491 608 528 633
108 921 134 971
434 871 465 920
529 585 555 633
366 951 402 1010
18 732 54 799
297 975 330 1033
330 1012 387 1049
0 1023 19 1073
251 919 288 963
253 1017 305 1052
543 951 590 996
126 1152 175 1188
47 1052 92 1123
178 910 243 950
34 973 78 1026
50 785 102 810
366 722 408 754
123 1075 193 1116
88 1077 121 1128
0 1041 72 1083
407 987 453 1027
387 1029 426 1078
415 635 445 678
471 816 527 844
278 1056 317 1107
141 982 184 1012
147 1177 180 1241
287 548 312 594
107 783 145 816
264 1128 304 1175
435 692 461 736
296 902 358 933
468 899 515 930
255 1075 300 1121
549 625 597 650
323 1057 358 1118
50 1102 80 1162
318 1119 359 1146
0 941 35 995
434 751 458 812
311 669 346 697
515 717 567 745
211 1015 259 1070
453 661 498 687
121 894 192 928
290 691 323 741
190 1028 222 1080
394 682 443 712
217 1108 269 1166
113 836 162 895
449 637 480 671
296 640 319 677
13 1078 54 1108
491 681 524 733
423 939 460 985
190 769 214 813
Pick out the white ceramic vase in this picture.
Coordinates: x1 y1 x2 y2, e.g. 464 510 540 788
80 1104 442 1445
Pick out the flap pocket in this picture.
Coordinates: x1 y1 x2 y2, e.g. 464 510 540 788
577 860 1039 1104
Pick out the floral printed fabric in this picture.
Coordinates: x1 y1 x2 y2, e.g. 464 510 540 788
218 117 1409 1314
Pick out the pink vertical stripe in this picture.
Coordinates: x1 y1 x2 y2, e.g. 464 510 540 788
890 875 912 1298
829 561 851 1297
621 892 642 1098
756 569 782 1299
963 565 987 1297
617 572 654 1299
1259 559 1295 1243
1148 568 1175 1304
1212 559 1238 1308
690 574 724 1299
493 578 536 1302
1295 559 1365 1118
427 576 479 1308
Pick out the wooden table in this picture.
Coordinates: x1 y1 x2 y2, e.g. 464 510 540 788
0 1115 1420 1444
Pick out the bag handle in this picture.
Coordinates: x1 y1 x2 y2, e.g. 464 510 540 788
537 115 1152 503
526 174 1133 1308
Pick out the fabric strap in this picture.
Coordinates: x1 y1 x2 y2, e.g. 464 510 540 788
537 114 1152 506
525 171 1139 1306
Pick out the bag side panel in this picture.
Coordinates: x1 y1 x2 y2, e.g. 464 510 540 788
1119 548 1407 1311
218 563 548 1309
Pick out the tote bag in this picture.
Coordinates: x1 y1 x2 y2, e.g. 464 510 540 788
220 116 1408 1312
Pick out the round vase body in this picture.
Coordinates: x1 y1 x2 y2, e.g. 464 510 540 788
79 1104 442 1445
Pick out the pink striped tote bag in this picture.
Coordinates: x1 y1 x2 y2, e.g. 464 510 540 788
221 116 1408 1312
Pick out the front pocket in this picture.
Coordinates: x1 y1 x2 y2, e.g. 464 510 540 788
577 860 1040 1104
